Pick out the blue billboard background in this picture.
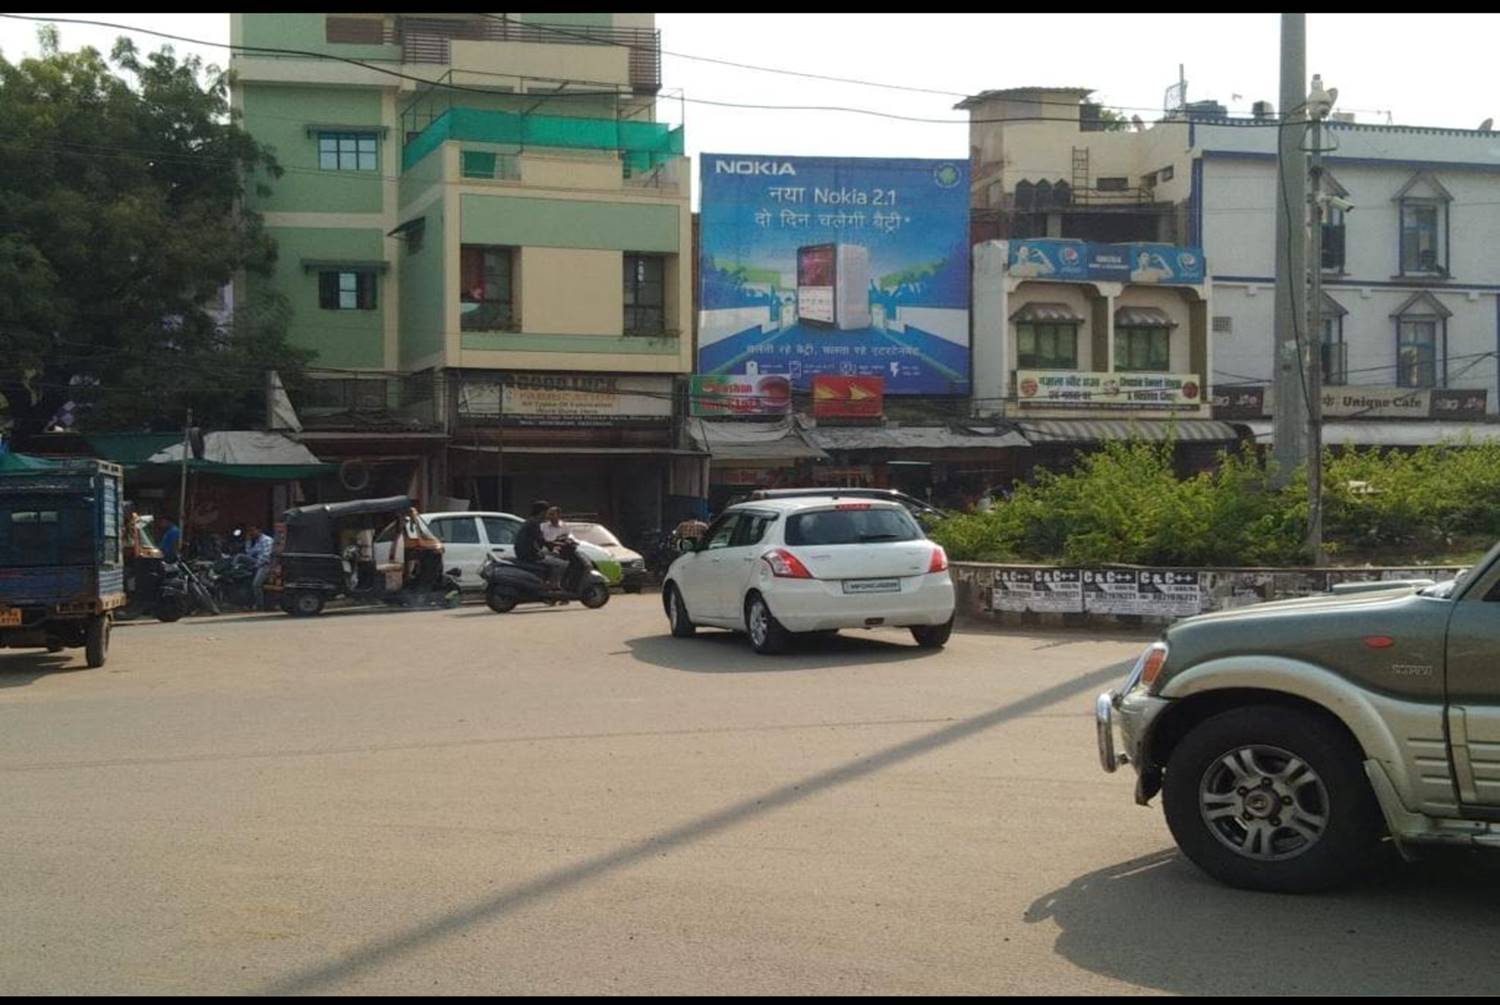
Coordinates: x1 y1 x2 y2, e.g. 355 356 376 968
698 154 971 395
1008 239 1206 284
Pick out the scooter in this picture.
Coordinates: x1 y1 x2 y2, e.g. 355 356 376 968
480 537 610 613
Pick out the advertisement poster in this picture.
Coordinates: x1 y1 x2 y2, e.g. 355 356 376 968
1017 370 1201 409
990 570 1034 612
698 154 971 395
1136 571 1203 617
1008 240 1206 284
458 375 673 426
811 375 884 418
1082 569 1142 615
689 374 792 417
1029 569 1083 612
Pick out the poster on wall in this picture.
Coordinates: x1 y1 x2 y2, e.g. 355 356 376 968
689 374 792 417
1029 569 1083 612
990 570 1034 612
1007 240 1206 284
698 154 971 395
811 375 885 418
1082 569 1142 615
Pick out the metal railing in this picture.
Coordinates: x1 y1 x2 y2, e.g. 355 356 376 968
398 16 661 93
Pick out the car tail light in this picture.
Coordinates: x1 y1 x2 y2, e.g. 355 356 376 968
1139 644 1169 687
928 546 949 573
763 548 813 579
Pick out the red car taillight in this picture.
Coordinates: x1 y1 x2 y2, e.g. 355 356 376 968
763 548 813 579
928 546 949 573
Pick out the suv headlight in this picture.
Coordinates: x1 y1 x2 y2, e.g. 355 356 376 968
1120 641 1169 699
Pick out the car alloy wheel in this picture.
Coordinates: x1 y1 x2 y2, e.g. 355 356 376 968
1198 743 1330 862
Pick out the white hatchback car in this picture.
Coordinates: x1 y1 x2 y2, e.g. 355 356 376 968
662 497 955 654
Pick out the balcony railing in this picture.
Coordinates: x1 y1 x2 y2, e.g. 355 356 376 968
398 15 661 93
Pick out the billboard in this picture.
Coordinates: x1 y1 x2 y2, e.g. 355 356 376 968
458 374 673 426
1016 370 1202 409
698 154 971 395
689 374 793 417
811 375 884 418
1008 240 1206 285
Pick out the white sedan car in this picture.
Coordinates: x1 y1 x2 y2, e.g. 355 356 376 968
662 497 955 654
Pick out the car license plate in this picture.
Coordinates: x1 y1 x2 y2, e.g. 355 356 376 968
0 607 20 627
843 578 900 594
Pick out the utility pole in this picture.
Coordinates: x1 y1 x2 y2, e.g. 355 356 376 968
178 408 192 553
1271 13 1310 491
1304 74 1339 565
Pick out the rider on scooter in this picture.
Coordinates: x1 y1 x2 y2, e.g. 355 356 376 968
514 500 568 589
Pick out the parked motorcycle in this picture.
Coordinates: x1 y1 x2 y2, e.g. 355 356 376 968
207 553 261 611
155 560 220 622
480 536 610 613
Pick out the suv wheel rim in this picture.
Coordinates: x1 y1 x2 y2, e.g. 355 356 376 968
1199 743 1330 861
750 600 768 646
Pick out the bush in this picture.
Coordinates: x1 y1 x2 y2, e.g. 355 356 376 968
929 438 1500 566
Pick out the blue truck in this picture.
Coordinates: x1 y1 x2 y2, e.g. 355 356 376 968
0 455 126 667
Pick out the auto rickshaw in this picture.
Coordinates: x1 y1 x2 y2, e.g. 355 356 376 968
266 496 461 616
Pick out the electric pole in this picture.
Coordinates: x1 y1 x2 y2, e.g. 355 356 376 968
1271 13 1310 489
1305 74 1339 565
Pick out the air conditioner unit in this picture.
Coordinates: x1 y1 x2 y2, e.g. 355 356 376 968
797 243 871 331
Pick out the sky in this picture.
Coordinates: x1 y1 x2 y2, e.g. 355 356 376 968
5 11 1500 204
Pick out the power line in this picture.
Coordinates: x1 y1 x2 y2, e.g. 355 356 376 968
0 14 1295 130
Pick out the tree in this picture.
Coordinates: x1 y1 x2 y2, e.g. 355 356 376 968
0 29 311 439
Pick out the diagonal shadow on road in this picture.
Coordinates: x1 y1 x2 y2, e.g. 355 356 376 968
263 659 1133 993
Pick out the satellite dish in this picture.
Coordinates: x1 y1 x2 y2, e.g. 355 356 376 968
1481 117 1494 132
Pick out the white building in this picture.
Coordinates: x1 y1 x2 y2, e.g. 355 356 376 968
961 88 1500 442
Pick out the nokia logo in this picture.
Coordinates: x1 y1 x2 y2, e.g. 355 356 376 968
715 160 797 176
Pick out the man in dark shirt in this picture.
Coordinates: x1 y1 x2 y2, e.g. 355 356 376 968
513 500 567 588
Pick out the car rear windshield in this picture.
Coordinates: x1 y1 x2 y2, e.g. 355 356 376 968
785 506 922 546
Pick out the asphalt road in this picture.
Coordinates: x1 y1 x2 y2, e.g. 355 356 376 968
2 596 1497 994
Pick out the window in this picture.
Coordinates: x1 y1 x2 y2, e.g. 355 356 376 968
318 271 377 310
326 16 384 44
1401 202 1442 273
1212 316 1233 334
429 517 480 545
1096 177 1129 192
1322 206 1346 272
462 151 497 179
318 132 378 172
1320 316 1347 386
785 507 921 547
482 517 520 547
0 500 95 567
730 514 775 548
624 254 666 335
703 514 741 550
1115 326 1171 371
1159 165 1175 182
1016 323 1078 370
1397 320 1439 388
460 246 516 331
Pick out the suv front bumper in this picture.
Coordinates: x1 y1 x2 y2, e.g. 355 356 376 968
1096 687 1172 803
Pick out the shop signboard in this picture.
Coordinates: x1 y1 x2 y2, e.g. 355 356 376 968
689 374 792 417
1016 370 1202 409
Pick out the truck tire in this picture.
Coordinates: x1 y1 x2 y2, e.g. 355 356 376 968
1162 704 1384 893
85 615 109 668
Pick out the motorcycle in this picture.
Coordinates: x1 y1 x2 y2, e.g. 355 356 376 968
480 536 610 613
155 560 221 622
208 552 262 611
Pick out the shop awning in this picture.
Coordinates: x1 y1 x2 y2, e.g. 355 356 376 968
85 434 182 464
687 418 828 463
1017 418 1240 444
451 445 705 456
807 425 1029 451
1238 420 1500 447
1114 306 1178 328
1010 302 1085 324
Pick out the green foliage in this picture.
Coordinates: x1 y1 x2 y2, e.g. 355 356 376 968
933 437 1500 567
0 32 310 437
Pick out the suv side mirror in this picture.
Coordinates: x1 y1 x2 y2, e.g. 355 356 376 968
676 537 698 554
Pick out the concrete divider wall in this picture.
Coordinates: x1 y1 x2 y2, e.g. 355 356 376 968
951 561 1466 628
